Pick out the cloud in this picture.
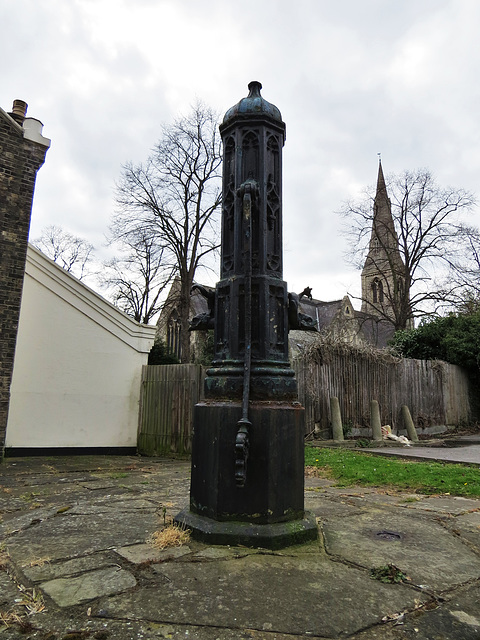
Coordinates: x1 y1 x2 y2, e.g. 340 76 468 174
1 0 479 310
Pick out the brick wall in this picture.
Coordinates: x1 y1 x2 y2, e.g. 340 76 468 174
0 108 49 459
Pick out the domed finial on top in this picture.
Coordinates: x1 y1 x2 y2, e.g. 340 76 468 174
222 81 283 126
247 80 263 97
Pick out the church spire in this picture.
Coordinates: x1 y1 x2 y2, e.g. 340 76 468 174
373 159 394 232
376 159 387 196
361 161 407 325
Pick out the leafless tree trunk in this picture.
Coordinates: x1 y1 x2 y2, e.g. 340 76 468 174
112 102 222 360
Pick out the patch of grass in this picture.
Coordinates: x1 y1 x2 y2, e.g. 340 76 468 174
149 523 191 550
305 447 480 497
0 609 23 629
22 557 51 568
15 584 45 615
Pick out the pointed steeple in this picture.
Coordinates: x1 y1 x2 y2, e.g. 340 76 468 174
376 159 386 193
372 159 395 238
361 161 407 324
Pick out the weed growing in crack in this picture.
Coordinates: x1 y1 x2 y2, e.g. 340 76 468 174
370 564 409 584
149 523 191 550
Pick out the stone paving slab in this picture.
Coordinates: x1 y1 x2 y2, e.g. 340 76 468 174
6 509 159 563
116 542 192 564
94 552 427 638
2 454 480 639
41 566 137 607
305 493 366 519
398 495 480 515
21 552 115 583
396 582 480 640
0 505 62 536
323 509 480 591
68 497 158 515
444 510 480 554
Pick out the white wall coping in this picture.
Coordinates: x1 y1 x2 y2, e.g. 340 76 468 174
23 117 51 148
0 107 51 148
25 244 156 353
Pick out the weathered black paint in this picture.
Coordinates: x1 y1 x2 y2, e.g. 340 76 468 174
175 83 318 547
189 402 305 523
206 81 295 401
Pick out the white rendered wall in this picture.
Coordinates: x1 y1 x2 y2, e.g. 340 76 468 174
6 246 156 449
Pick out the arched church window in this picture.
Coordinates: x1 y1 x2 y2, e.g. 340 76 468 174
372 278 384 304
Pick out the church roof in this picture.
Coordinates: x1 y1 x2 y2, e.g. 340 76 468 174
298 297 344 331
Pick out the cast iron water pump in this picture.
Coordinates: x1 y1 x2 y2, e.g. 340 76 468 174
175 82 318 549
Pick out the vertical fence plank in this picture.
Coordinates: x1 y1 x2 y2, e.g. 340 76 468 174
138 364 204 455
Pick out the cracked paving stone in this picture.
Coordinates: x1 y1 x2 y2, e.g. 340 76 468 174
22 552 115 582
69 498 157 515
322 510 480 591
116 543 191 564
191 546 252 560
445 510 480 553
5 510 158 563
41 566 137 607
404 496 480 515
93 553 426 637
0 505 61 535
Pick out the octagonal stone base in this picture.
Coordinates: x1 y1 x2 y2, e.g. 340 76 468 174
175 508 318 550
175 400 317 549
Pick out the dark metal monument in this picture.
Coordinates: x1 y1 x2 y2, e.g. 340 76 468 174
175 82 318 549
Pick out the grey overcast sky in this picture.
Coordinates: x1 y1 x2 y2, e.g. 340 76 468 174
2 0 480 307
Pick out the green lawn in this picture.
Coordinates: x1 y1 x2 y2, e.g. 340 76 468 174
305 446 480 497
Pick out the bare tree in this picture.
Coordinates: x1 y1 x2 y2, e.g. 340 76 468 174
101 231 174 324
112 102 222 360
340 168 477 329
447 225 480 312
32 225 95 281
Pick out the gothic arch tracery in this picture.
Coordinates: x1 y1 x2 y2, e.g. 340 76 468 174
371 278 384 304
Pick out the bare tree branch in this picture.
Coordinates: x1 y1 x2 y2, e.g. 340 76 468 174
32 225 95 281
340 168 477 329
109 102 222 356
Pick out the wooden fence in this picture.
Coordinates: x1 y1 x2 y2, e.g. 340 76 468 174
137 357 472 452
294 355 472 438
137 364 204 455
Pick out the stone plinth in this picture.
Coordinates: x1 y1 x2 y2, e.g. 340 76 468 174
175 401 318 548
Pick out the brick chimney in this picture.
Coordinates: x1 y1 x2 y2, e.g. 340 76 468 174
9 99 28 125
